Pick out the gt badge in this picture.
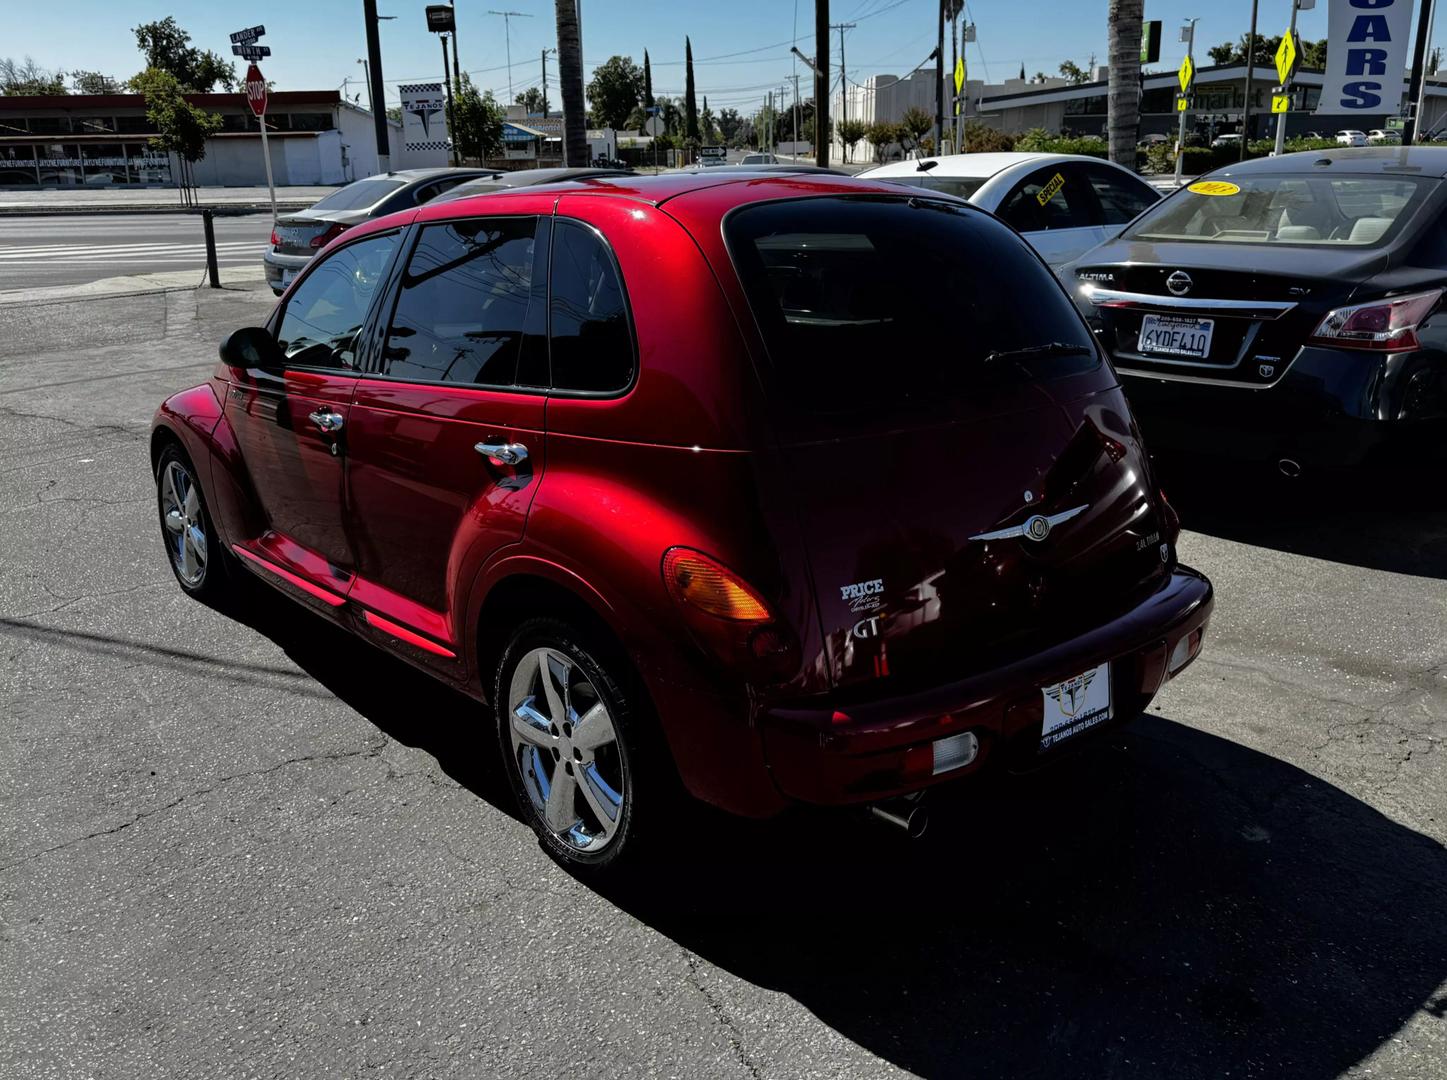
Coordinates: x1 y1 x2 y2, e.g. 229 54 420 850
852 616 882 640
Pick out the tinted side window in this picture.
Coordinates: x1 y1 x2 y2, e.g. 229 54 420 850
275 231 399 369
1085 165 1158 225
380 218 540 385
549 220 633 393
999 166 1095 232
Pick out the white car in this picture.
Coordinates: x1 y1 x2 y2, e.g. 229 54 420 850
1336 130 1369 147
740 152 779 165
1211 133 1243 148
858 152 1161 268
1368 128 1401 144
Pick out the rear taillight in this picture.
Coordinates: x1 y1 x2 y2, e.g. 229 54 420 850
1307 288 1443 351
662 547 799 680
269 228 279 248
310 222 350 248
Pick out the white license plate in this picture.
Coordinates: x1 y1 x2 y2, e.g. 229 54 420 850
1040 662 1113 750
1138 314 1214 359
279 268 296 288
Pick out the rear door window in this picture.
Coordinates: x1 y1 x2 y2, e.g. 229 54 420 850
1082 165 1159 225
548 219 634 394
725 195 1099 418
378 217 545 386
999 165 1097 232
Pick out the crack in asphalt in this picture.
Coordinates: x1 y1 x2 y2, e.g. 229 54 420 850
0 737 391 873
683 951 766 1080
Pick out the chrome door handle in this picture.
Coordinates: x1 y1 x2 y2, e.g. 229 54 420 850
307 408 344 434
474 440 528 465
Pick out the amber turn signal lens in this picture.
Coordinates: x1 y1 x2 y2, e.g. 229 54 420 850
662 548 772 622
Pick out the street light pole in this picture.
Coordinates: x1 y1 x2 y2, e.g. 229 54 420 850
1241 0 1259 159
1174 18 1198 188
1406 0 1437 144
1274 0 1301 156
357 58 372 112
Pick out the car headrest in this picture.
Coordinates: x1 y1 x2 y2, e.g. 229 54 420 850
1275 225 1322 241
1348 217 1393 244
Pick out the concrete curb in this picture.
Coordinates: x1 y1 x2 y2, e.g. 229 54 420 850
0 204 310 218
0 266 270 307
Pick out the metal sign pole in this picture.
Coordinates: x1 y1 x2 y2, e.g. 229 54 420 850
1175 21 1198 188
259 112 278 225
1274 1 1300 156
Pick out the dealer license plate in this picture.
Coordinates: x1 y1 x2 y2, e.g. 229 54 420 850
1039 662 1112 751
1138 314 1214 359
279 268 296 288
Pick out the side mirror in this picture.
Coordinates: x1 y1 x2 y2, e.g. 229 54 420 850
219 326 284 371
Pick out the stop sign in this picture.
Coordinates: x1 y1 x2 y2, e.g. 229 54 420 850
245 63 268 117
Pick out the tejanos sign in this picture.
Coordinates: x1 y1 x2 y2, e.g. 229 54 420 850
1316 0 1415 114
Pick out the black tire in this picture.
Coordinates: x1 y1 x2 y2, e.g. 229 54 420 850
494 617 663 872
155 443 232 602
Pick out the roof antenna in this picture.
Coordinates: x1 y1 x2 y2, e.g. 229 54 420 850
916 159 939 172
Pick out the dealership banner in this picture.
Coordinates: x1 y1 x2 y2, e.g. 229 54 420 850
1315 0 1415 114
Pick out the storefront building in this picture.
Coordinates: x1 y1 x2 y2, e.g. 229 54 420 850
0 90 402 188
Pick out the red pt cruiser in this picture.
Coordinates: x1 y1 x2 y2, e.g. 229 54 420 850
151 173 1213 869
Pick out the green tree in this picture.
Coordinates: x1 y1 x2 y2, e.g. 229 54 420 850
659 96 682 136
71 70 121 94
1059 60 1090 85
900 105 933 152
453 74 504 161
586 54 643 130
131 17 235 92
700 95 716 142
1208 33 1326 69
131 66 221 175
962 120 1017 152
643 49 653 107
865 119 898 162
837 117 867 162
1 56 67 95
684 37 698 140
554 0 587 164
718 107 745 146
515 86 546 115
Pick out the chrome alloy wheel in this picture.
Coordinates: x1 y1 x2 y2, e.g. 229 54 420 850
160 460 208 587
507 646 626 853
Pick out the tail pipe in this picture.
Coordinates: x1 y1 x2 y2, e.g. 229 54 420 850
868 795 929 839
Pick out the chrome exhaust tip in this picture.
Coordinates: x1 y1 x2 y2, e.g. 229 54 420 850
1278 457 1303 479
868 799 929 839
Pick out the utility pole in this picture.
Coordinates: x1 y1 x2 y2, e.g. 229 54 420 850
1240 0 1259 159
1273 1 1301 156
815 0 830 167
488 9 532 105
1413 0 1438 141
449 3 464 130
541 47 556 114
1175 19 1198 188
1406 0 1437 144
789 72 802 160
833 23 856 129
363 0 391 172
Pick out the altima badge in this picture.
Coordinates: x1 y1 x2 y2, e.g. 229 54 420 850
970 505 1088 543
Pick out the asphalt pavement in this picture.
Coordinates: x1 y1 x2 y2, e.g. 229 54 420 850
1 285 1444 1079
0 214 273 291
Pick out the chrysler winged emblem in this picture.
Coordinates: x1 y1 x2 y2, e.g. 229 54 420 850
1045 669 1097 717
970 504 1088 544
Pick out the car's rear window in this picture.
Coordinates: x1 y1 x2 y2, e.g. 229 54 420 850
873 174 988 201
726 195 1098 415
309 178 406 213
1124 175 1432 246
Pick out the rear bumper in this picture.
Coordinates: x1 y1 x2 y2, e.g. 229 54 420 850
262 250 312 289
1119 346 1447 469
759 567 1213 806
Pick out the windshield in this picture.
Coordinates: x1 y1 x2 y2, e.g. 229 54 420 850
726 195 1098 416
1124 175 1431 247
870 174 988 201
308 178 407 213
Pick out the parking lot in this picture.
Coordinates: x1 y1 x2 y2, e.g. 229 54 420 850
1 283 1444 1078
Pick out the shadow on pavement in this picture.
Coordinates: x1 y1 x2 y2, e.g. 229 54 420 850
221 582 1447 1079
1152 452 1447 580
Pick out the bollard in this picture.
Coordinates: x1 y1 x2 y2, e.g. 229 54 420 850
201 208 221 289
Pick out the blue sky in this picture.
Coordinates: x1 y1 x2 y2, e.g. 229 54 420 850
4 1 1430 114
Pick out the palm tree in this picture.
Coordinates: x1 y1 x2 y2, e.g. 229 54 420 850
1107 0 1143 166
554 0 586 165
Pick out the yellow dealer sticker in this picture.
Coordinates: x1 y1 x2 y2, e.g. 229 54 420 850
1036 171 1067 206
1187 180 1241 197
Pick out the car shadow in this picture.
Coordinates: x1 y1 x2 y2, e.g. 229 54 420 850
222 584 1447 1079
1151 451 1447 580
